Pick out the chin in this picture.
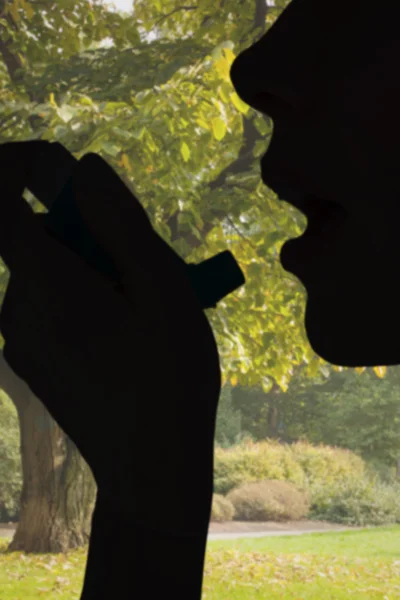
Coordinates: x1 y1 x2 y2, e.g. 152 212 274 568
304 294 400 368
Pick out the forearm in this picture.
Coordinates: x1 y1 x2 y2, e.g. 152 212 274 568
80 492 210 600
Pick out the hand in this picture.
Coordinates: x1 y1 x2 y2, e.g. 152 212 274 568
0 141 221 538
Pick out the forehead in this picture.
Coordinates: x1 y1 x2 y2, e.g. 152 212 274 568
232 0 400 113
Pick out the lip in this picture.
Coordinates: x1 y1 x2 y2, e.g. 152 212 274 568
259 159 349 273
280 203 348 274
260 163 343 225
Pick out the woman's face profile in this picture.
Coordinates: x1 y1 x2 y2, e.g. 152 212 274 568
230 0 400 368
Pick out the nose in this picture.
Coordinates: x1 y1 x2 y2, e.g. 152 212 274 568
230 32 313 121
230 50 298 121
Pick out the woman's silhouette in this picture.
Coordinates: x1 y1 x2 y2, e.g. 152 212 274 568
230 0 400 368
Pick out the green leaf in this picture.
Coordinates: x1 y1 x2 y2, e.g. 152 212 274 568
196 118 210 131
253 139 268 158
146 134 158 153
57 105 76 123
156 221 172 242
112 126 132 141
131 127 145 140
211 47 224 60
77 94 96 107
218 82 232 103
230 92 249 115
212 117 227 141
254 115 272 136
180 141 190 162
102 142 121 157
102 101 127 114
262 332 275 348
261 377 273 393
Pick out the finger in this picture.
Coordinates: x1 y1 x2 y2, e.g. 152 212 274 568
72 153 157 271
0 142 115 304
72 153 196 311
0 140 53 271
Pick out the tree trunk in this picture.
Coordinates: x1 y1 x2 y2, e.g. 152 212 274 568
0 351 97 554
267 405 279 438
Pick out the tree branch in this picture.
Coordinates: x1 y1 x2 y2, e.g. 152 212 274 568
153 5 198 27
0 6 47 134
167 114 265 250
239 0 269 46
165 2 272 256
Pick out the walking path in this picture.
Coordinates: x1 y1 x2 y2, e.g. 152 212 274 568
0 520 362 542
208 527 359 540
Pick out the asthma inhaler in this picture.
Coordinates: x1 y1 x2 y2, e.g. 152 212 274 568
28 142 246 309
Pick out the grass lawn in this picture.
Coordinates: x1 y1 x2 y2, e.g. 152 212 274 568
1 526 400 599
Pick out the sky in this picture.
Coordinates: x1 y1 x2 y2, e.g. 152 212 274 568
94 0 159 44
100 0 134 14
101 0 275 12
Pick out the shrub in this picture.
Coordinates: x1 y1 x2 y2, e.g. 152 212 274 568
214 439 365 497
310 477 400 526
214 439 306 496
289 442 366 488
210 494 235 522
0 391 21 522
226 479 310 522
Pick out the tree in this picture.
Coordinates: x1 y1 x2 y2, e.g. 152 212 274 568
214 382 256 448
303 368 400 475
0 0 384 556
232 365 400 479
0 351 97 553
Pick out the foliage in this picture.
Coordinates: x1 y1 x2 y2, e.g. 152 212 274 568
231 366 400 471
0 390 21 522
310 477 400 527
213 439 365 496
305 369 400 469
226 479 310 521
214 383 256 448
210 493 235 522
0 390 22 521
0 0 382 393
289 441 365 488
214 383 241 447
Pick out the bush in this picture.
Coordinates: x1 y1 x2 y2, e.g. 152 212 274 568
310 477 400 526
210 494 235 522
0 391 21 522
214 439 365 497
364 459 397 484
289 442 366 488
226 479 310 522
214 439 306 495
